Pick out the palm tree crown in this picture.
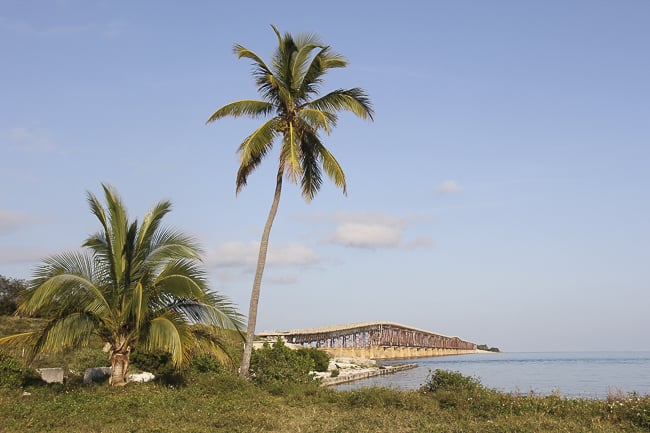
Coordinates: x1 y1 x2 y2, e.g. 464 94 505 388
1 184 244 385
207 26 373 377
207 25 374 200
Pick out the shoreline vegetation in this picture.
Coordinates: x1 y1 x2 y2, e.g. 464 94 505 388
2 317 650 432
2 366 649 432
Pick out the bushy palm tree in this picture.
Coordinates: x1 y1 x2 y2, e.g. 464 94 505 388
0 185 244 385
206 26 373 377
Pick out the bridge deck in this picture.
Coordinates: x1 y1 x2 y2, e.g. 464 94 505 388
258 321 476 352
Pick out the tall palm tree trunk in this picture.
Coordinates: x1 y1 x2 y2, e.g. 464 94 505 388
239 166 284 377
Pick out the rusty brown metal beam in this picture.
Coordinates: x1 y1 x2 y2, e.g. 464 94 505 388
258 321 476 351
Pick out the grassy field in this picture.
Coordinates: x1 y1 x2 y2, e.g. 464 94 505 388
2 373 650 433
2 316 649 432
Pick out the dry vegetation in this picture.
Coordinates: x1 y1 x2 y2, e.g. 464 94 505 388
2 317 649 433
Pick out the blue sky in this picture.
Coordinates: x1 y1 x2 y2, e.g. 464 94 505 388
1 1 648 352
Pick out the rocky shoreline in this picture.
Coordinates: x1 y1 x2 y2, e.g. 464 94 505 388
312 357 418 386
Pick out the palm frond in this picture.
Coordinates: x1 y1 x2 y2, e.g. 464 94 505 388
316 141 347 195
190 325 243 368
38 313 96 353
85 189 118 291
299 128 324 201
298 108 337 133
0 331 41 362
144 313 193 367
291 42 323 92
233 44 272 79
135 200 173 259
280 122 303 184
0 331 40 350
206 100 274 123
170 295 244 331
298 46 348 98
272 28 297 86
236 151 264 194
21 252 112 319
319 49 348 70
142 229 203 274
234 119 279 194
101 184 129 287
308 88 374 120
153 259 209 299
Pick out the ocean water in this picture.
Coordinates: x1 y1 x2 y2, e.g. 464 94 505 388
333 351 650 399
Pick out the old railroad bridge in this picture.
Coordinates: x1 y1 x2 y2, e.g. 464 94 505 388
257 321 477 359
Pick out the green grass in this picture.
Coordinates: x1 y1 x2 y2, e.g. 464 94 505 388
2 317 649 432
1 368 649 432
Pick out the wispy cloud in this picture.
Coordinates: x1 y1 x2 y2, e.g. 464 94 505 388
306 211 434 250
208 241 320 269
331 222 402 248
0 210 41 235
436 180 463 194
0 127 55 153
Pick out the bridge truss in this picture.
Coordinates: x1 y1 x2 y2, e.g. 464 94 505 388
258 321 476 358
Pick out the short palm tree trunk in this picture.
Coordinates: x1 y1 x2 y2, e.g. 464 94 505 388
110 353 129 386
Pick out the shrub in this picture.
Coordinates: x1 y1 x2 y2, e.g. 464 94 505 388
0 351 41 388
0 275 26 316
130 349 175 377
0 352 23 388
297 347 330 372
190 353 225 374
249 339 316 386
423 369 484 393
477 344 500 352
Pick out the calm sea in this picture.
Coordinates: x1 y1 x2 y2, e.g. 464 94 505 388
334 352 650 399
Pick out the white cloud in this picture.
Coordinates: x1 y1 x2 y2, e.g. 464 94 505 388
315 211 434 250
0 210 41 235
208 241 320 269
331 222 402 248
437 180 463 193
268 243 319 266
1 127 55 153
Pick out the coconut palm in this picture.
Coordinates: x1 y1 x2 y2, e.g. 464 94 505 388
0 184 244 385
206 26 373 377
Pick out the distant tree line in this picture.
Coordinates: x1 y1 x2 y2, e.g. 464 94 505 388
477 344 500 353
0 276 26 316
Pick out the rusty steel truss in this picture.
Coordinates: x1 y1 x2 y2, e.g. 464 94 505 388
258 321 476 351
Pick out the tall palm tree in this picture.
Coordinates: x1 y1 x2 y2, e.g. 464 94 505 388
206 26 373 377
0 184 244 386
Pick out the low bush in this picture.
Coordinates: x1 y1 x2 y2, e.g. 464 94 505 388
249 339 316 387
423 369 484 393
0 351 41 388
0 275 26 316
296 347 330 372
189 353 226 374
130 349 175 378
0 352 23 388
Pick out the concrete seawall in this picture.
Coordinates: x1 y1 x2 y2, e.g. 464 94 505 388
324 347 479 360
320 363 418 386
